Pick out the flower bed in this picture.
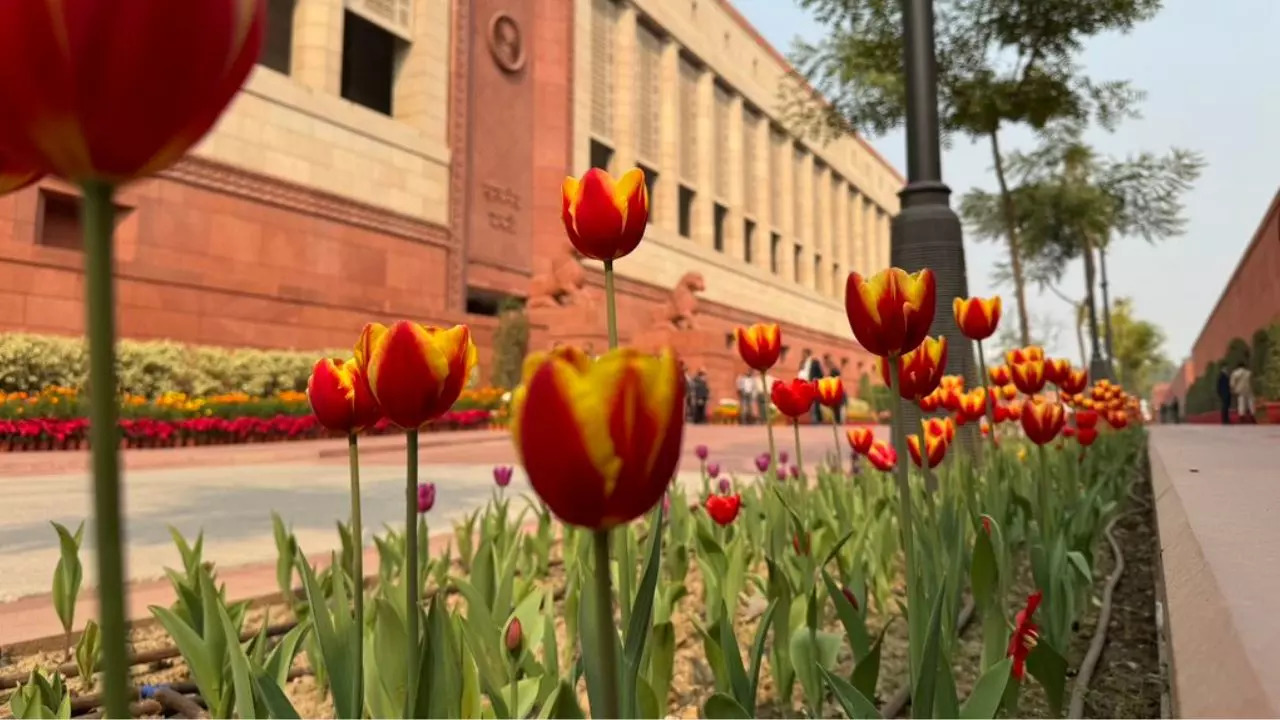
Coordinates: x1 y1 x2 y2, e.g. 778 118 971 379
0 387 506 451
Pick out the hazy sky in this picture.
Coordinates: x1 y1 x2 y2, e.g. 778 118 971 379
733 0 1280 364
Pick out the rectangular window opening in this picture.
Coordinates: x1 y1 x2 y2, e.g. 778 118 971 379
589 139 615 173
678 185 695 238
340 10 402 116
713 204 728 252
260 0 296 75
743 220 756 264
770 232 781 274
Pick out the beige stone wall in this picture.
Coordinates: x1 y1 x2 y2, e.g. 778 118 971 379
573 0 901 338
193 0 453 227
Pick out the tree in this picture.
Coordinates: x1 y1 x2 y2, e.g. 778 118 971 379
960 122 1202 374
788 0 1160 346
1107 297 1171 398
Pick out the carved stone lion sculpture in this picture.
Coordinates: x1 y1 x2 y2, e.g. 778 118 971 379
528 243 589 308
651 271 706 330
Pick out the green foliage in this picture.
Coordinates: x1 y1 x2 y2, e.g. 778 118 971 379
1257 324 1280 400
0 332 345 397
74 620 102 692
1108 298 1171 398
491 300 529 390
1223 337 1251 370
8 669 70 720
50 521 84 660
856 373 891 414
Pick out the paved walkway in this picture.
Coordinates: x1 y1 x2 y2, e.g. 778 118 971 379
0 423 862 645
1147 425 1280 718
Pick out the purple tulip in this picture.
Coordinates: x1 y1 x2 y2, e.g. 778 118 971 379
718 477 731 494
695 444 709 461
754 453 771 473
707 462 721 479
493 465 514 488
417 482 436 514
778 450 789 465
789 464 800 479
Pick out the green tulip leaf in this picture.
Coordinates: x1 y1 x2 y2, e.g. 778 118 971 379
1027 639 1068 716
970 522 998 610
960 658 1012 719
910 587 947 720
538 680 585 720
820 666 882 719
623 510 665 717
822 567 870 661
702 692 752 719
851 622 889 701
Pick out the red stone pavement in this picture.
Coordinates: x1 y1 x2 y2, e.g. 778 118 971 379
0 423 883 650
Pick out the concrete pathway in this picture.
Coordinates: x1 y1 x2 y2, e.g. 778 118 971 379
0 423 859 605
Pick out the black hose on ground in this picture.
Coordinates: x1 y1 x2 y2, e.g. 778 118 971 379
1067 512 1125 719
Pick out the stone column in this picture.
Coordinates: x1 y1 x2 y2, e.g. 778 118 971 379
656 39 679 232
835 182 850 296
751 117 771 271
394 0 450 144
778 137 795 282
725 94 745 259
797 150 815 290
815 163 832 296
291 0 344 95
850 190 865 274
693 69 715 250
611 3 637 171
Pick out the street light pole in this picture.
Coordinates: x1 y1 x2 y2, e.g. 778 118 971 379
892 0 976 455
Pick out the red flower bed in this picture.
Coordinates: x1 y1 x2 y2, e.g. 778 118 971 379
0 409 496 451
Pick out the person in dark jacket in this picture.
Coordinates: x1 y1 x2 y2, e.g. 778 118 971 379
1217 366 1232 424
692 369 710 424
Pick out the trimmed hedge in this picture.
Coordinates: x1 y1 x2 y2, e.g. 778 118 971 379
0 333 345 399
1183 323 1280 414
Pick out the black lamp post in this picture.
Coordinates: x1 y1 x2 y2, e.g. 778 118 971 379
891 0 977 456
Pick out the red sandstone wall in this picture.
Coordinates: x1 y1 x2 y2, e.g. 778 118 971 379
0 168 460 351
1190 192 1280 373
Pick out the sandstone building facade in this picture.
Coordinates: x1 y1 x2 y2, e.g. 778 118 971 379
0 0 901 401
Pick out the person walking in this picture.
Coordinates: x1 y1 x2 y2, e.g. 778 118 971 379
1217 365 1233 425
736 371 754 424
692 369 710 424
1230 361 1255 423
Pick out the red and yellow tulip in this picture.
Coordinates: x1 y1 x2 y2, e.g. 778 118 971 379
1044 358 1071 387
771 379 817 419
846 426 875 455
306 358 382 433
814 377 846 408
1021 398 1066 445
958 388 988 422
510 345 684 529
988 364 1012 387
735 323 782 372
866 440 897 471
1059 368 1089 396
880 336 948 400
845 268 936 358
1010 359 1047 396
907 431 947 469
952 296 1002 341
0 0 264 183
355 321 477 430
561 167 649 261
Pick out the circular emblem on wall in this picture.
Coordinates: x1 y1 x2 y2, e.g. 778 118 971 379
488 13 526 74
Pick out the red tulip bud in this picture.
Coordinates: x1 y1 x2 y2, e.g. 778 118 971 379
505 617 523 656
840 585 860 611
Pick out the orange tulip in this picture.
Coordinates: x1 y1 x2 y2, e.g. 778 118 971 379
880 336 947 399
771 379 817 419
952 296 1002 341
1106 410 1129 429
815 377 846 408
907 432 947 468
1044 358 1071 386
735 323 782 372
306 358 382 433
0 1 264 183
846 426 875 455
918 389 942 412
1004 400 1024 422
355 321 477 429
510 345 684 529
988 364 1012 387
561 167 649 261
1001 384 1018 401
1021 398 1066 445
1010 360 1047 395
924 416 955 446
845 268 937 358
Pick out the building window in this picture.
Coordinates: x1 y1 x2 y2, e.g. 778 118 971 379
465 287 504 317
833 263 842 296
770 232 781 274
793 243 802 283
341 10 400 116
589 139 614 172
743 220 756 264
259 0 295 74
638 164 657 224
37 190 83 251
590 0 617 139
814 254 823 293
713 204 727 252
678 186 695 238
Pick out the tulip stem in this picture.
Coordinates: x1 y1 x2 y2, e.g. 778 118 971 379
347 433 365 716
81 180 129 720
1037 443 1052 540
792 419 805 478
975 340 999 452
831 419 842 477
405 428 420 717
759 371 778 483
886 360 917 685
591 529 621 718
604 259 619 349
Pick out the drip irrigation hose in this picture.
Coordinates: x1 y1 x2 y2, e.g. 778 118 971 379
76 698 161 719
1066 512 1125 719
152 686 208 719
